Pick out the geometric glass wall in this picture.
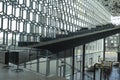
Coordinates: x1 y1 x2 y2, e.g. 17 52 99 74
0 0 111 47
0 0 113 80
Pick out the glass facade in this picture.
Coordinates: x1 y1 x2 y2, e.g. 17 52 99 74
0 0 111 47
0 0 114 80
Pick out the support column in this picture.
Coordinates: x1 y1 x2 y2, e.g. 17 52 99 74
46 51 50 76
71 48 75 80
56 53 59 76
93 64 96 80
36 50 40 72
63 50 66 78
118 34 120 62
118 46 120 62
103 38 106 61
100 67 102 80
82 44 85 80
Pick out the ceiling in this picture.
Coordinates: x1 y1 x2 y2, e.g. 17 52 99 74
98 0 120 16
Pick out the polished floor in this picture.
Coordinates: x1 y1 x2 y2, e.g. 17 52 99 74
0 63 66 80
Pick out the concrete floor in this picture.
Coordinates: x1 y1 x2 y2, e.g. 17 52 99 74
0 63 66 80
1 63 120 80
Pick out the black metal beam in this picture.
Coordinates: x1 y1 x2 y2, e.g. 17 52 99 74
72 48 75 80
103 38 106 61
82 45 85 80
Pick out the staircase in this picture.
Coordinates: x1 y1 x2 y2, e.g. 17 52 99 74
18 24 120 52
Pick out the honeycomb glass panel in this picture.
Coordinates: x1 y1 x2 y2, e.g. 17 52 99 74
36 14 39 23
8 33 12 45
27 23 30 33
0 2 3 14
15 7 20 17
33 1 36 9
30 12 33 21
0 17 2 28
11 20 16 31
7 5 12 15
3 18 8 29
20 21 23 32
23 10 27 19
0 32 3 44
26 0 30 7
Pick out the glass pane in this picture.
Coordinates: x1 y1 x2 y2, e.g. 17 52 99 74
3 18 8 29
8 33 12 45
36 14 39 22
0 2 3 14
24 35 27 41
39 3 42 11
11 20 16 31
7 5 12 15
26 0 30 7
20 22 23 32
15 8 20 17
0 32 3 44
23 10 27 19
50 59 56 75
30 12 33 21
27 23 30 33
33 1 36 9
16 34 19 45
0 17 2 28
39 58 47 75
35 26 39 34
39 26 42 34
